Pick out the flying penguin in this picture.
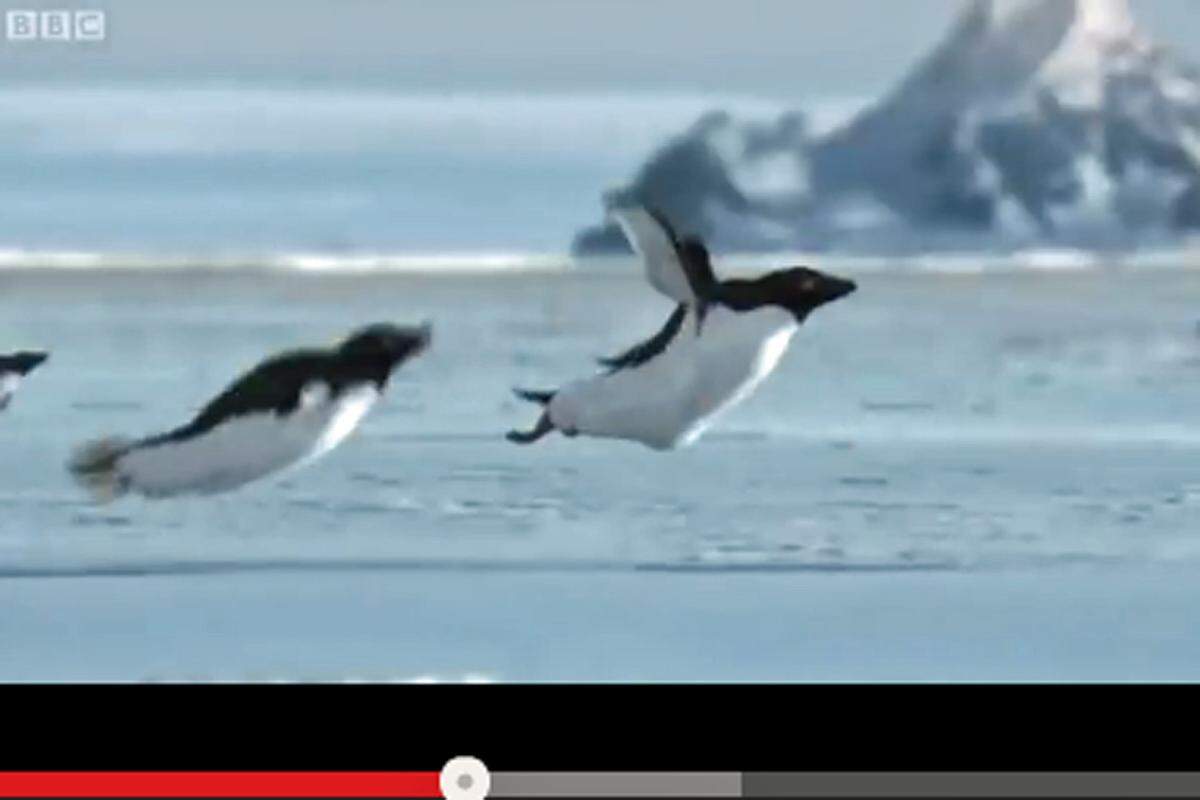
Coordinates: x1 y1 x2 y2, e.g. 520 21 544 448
68 323 431 502
507 204 856 450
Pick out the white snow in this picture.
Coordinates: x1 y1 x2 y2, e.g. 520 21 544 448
1034 0 1149 106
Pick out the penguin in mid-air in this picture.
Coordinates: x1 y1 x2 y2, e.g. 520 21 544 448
507 204 856 450
0 351 48 412
68 323 431 502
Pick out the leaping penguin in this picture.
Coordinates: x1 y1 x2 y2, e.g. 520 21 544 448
507 204 856 450
68 323 431 502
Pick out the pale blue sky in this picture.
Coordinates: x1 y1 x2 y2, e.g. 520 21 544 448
1 1 1198 98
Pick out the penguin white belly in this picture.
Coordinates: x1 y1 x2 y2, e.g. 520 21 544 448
120 383 379 497
0 373 18 410
551 306 797 449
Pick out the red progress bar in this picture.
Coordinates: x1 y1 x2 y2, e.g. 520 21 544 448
0 772 442 798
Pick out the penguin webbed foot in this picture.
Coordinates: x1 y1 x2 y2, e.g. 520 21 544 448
506 412 555 445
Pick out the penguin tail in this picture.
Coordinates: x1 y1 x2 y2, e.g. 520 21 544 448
67 436 135 504
512 387 556 406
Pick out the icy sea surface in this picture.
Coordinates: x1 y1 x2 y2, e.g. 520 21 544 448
2 266 1200 680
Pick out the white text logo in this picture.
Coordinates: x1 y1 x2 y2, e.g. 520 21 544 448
5 10 105 41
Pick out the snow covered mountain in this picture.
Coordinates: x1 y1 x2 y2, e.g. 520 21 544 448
573 0 1200 255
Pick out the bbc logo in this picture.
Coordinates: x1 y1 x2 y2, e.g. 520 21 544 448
5 10 105 41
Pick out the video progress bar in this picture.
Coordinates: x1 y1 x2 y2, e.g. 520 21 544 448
8 771 1200 798
0 772 441 798
489 772 1200 798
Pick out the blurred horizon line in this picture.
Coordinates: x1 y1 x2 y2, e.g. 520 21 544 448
3 243 1199 276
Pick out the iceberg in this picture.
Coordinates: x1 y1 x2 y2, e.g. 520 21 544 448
573 0 1200 255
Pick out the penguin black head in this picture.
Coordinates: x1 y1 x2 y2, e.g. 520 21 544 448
770 267 856 321
1 351 49 375
337 322 432 384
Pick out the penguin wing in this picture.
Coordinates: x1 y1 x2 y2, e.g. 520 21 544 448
597 303 688 373
610 206 711 305
677 238 718 296
675 237 721 334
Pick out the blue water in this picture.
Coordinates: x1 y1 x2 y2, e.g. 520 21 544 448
2 265 1200 571
3 77 1200 676
3 265 1200 678
1 150 606 252
3 265 1200 679
0 85 782 254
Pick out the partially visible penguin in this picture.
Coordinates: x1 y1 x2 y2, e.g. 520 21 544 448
507 204 856 450
0 351 48 412
68 323 431 502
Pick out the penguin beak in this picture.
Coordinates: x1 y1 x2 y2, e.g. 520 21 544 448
823 276 857 304
17 352 48 374
395 322 433 362
414 321 433 354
